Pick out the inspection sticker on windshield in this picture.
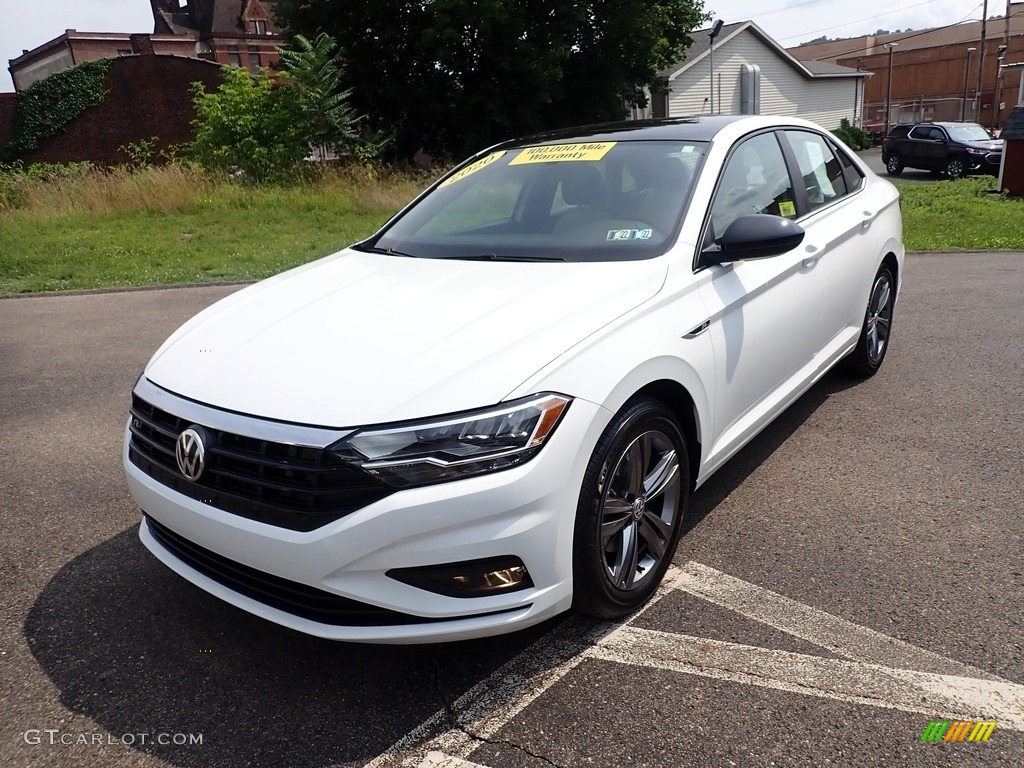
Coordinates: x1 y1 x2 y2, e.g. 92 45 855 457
607 228 653 241
439 151 506 187
510 142 616 165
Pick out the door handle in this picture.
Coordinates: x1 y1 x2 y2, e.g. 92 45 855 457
862 210 877 229
802 244 820 268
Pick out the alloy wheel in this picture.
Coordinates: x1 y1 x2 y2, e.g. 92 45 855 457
865 273 893 366
598 429 681 592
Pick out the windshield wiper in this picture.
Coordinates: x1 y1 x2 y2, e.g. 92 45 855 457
454 253 566 262
357 245 419 259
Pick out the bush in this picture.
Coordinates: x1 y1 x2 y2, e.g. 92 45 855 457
186 67 309 183
832 118 872 151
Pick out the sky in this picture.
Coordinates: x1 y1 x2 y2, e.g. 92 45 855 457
0 0 1010 93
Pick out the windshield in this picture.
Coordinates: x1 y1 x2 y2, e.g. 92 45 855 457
359 140 707 262
946 124 994 142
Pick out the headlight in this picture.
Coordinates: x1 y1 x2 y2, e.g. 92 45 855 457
331 393 572 488
966 148 986 155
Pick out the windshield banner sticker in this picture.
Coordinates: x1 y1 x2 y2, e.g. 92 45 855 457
607 228 654 241
510 142 616 165
439 151 507 187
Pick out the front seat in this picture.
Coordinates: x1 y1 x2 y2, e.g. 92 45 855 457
552 164 607 233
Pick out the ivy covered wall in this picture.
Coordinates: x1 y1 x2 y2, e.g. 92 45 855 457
0 55 224 166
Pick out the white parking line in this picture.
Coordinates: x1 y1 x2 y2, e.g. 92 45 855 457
365 562 1018 768
419 752 491 768
590 626 1024 730
364 569 684 768
675 562 1003 680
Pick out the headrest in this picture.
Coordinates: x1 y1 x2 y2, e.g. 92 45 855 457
560 164 605 206
650 156 692 191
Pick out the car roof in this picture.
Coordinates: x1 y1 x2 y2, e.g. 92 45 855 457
492 115 758 150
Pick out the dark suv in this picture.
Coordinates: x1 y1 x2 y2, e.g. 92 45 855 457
882 122 1002 179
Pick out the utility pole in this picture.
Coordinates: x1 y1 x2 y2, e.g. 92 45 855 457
976 0 988 123
885 43 898 136
963 47 977 120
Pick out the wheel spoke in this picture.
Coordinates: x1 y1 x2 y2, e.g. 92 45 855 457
639 512 672 559
642 450 678 502
627 440 647 497
612 522 640 590
600 501 632 543
874 281 891 313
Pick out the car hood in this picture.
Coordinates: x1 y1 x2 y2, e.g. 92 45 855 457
963 139 1003 151
145 249 667 426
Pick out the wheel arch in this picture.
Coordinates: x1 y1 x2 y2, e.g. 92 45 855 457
632 379 702 491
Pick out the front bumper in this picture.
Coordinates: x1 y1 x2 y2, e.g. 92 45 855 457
124 394 608 643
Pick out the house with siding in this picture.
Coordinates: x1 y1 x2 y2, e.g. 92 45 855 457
652 21 869 130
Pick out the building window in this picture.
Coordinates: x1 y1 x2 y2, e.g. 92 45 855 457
227 46 241 67
249 52 262 74
247 20 267 35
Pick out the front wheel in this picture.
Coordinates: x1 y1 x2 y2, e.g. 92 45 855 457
572 398 690 619
844 266 895 377
885 154 903 176
945 158 965 179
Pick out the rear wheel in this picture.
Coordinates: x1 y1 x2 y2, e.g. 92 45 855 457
572 398 689 619
844 266 895 377
885 154 903 176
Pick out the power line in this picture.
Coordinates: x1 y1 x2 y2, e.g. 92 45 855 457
776 0 980 45
785 2 995 63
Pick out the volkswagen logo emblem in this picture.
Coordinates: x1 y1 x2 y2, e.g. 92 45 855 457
631 497 646 520
175 427 207 482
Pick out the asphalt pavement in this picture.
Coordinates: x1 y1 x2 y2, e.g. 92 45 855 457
1 254 1022 768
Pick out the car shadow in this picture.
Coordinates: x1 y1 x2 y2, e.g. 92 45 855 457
23 368 858 768
23 527 560 767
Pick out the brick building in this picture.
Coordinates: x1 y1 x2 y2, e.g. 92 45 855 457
151 0 283 74
8 30 198 92
790 11 1024 132
8 1 283 93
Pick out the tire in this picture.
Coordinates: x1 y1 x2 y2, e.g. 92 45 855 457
945 158 965 179
572 398 690 619
885 154 903 176
844 266 895 377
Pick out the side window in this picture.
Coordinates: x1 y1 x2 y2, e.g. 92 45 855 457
784 130 848 211
709 132 795 238
909 126 928 140
831 140 865 193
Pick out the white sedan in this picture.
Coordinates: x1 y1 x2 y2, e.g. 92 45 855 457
124 115 903 642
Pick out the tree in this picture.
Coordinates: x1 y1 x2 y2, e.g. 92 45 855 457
277 33 362 160
186 66 307 182
274 0 708 157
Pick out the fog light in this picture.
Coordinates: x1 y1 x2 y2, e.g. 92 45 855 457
387 556 533 598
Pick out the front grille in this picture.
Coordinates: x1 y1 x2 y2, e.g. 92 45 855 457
144 515 439 626
129 395 392 531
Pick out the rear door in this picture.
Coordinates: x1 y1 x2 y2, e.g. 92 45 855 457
908 125 946 170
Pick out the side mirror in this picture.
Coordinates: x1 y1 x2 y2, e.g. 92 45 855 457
703 214 805 265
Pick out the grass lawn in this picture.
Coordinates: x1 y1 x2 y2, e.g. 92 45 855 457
1 166 1022 295
0 165 433 294
895 177 1024 252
